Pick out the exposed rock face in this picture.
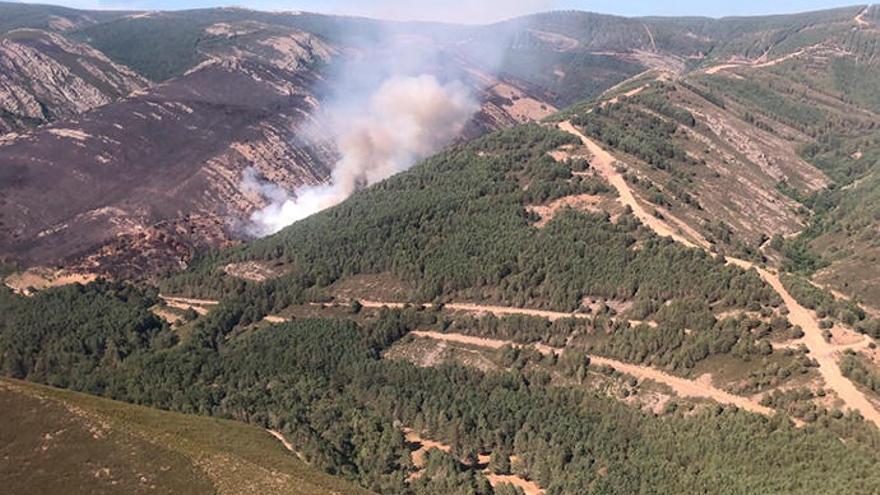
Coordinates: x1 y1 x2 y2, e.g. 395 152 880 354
0 28 336 278
0 17 567 277
0 9 705 277
0 30 148 134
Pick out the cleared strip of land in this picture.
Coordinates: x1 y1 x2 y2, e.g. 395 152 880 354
410 330 774 416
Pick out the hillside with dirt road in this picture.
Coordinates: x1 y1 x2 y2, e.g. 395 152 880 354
4 3 879 281
5 3 880 495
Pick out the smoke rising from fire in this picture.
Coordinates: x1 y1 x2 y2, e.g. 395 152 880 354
247 74 477 236
242 0 539 236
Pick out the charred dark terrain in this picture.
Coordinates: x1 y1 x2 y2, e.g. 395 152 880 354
0 2 815 278
3 3 880 495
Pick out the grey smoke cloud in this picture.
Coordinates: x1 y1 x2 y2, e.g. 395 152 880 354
244 0 544 236
247 75 477 236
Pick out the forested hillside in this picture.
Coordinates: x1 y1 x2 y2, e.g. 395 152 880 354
2 279 879 493
5 3 880 494
5 123 880 494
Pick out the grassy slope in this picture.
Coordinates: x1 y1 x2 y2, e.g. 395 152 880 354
0 378 371 495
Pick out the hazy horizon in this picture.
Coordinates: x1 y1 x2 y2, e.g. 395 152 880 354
7 0 871 24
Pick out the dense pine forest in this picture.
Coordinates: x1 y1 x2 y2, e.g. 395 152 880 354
3 282 880 494
3 125 880 494
163 126 776 311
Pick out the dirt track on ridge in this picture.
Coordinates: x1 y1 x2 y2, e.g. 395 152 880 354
159 295 219 315
855 7 871 27
404 427 544 494
410 330 773 416
361 300 657 328
557 121 710 249
553 119 880 427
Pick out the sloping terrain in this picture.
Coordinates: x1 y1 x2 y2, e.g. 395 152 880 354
0 7 577 277
10 4 875 277
0 32 335 277
5 4 880 494
4 123 880 494
0 1 130 35
689 13 880 304
0 29 147 134
0 378 371 495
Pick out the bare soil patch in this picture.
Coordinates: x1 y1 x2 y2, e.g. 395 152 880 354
152 306 183 324
855 7 872 27
328 273 415 302
527 194 604 227
159 295 219 316
4 267 97 295
404 428 543 494
224 261 280 282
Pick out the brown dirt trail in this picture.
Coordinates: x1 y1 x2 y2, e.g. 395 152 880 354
728 261 880 427
404 427 544 494
410 331 773 416
855 7 871 27
159 295 219 315
557 121 710 249
360 300 592 321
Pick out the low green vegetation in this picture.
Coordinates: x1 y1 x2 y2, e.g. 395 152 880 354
165 125 775 315
832 57 880 113
0 378 369 495
572 97 694 173
1 122 878 493
76 16 209 81
0 281 173 387
440 307 812 389
697 75 826 134
0 2 126 34
632 89 697 127
760 387 845 424
779 274 879 332
771 233 828 275
841 351 880 398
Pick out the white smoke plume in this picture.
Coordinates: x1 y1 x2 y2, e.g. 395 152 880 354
247 74 478 236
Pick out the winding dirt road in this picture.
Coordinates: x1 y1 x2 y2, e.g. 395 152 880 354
729 261 880 427
855 7 872 27
360 300 656 328
159 295 220 306
703 48 810 75
554 120 880 427
159 295 219 316
404 428 543 494
360 299 592 321
267 429 307 462
557 121 710 249
410 330 773 416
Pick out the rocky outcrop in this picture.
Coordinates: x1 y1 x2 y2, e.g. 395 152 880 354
0 29 337 278
0 30 147 134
